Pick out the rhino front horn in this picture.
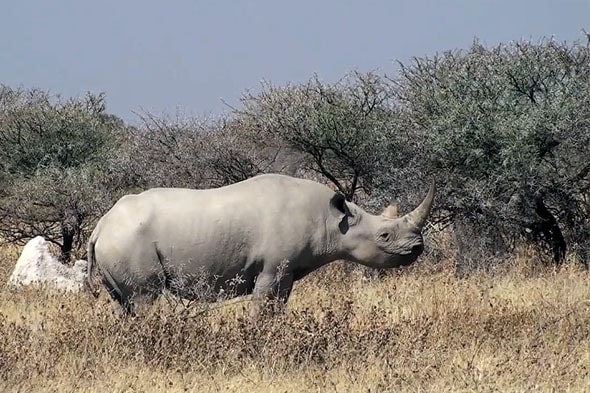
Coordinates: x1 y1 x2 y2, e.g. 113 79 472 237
404 179 436 229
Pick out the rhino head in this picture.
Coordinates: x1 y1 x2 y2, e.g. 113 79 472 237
331 181 435 268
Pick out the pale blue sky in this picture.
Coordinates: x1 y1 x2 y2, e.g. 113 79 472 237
1 1 588 124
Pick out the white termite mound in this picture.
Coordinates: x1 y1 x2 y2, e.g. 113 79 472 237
8 236 88 292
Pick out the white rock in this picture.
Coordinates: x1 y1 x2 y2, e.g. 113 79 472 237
8 236 88 292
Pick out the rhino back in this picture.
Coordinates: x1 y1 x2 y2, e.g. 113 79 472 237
95 174 336 281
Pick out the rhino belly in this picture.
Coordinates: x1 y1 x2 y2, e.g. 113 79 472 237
158 245 261 302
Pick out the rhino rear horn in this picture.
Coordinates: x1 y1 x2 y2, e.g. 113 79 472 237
404 180 436 229
381 202 399 219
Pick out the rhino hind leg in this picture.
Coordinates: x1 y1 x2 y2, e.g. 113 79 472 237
101 269 137 316
99 254 165 317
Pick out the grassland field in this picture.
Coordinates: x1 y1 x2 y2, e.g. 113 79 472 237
1 232 589 393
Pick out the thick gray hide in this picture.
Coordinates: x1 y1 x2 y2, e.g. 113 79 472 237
87 174 434 315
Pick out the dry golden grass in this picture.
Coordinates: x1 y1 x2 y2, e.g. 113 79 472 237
1 240 589 392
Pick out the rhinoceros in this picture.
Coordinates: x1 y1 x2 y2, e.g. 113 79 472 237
86 173 435 316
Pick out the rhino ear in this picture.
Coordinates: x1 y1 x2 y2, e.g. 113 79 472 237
330 192 348 215
330 192 359 232
331 192 354 233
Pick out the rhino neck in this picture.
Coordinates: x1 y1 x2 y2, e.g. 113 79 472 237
312 222 346 265
320 212 369 265
328 213 390 268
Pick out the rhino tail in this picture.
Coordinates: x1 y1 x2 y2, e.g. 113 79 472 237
84 232 100 299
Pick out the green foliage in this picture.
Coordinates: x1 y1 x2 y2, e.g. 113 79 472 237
0 88 114 179
391 38 590 266
0 86 131 260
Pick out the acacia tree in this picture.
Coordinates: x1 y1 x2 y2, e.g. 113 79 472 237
235 72 410 202
128 111 211 189
199 117 294 187
0 86 132 261
129 111 285 190
390 38 590 269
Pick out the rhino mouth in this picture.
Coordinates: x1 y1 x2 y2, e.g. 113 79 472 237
398 253 420 266
387 243 424 267
381 240 424 256
409 243 424 256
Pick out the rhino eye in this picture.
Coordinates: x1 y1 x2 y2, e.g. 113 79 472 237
379 232 391 241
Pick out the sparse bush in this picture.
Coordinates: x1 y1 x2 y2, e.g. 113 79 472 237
235 71 412 202
128 111 210 189
130 111 286 189
199 117 288 187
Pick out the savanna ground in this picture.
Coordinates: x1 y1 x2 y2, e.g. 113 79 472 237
1 233 589 393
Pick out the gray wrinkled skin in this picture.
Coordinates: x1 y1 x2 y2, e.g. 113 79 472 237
86 174 435 316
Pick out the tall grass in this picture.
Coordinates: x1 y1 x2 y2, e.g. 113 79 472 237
1 239 589 392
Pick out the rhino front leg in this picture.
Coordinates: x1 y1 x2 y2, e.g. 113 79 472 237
250 271 294 320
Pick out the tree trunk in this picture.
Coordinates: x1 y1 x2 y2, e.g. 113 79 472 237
60 228 74 263
534 197 567 265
